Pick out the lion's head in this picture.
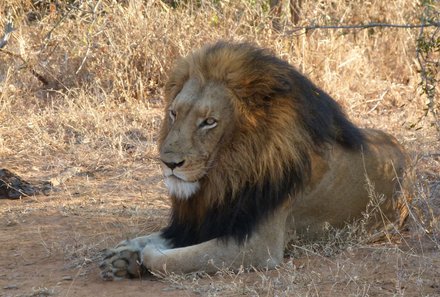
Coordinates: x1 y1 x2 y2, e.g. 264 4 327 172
159 42 364 248
158 78 236 199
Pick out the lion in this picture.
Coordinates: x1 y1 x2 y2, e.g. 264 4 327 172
99 41 409 280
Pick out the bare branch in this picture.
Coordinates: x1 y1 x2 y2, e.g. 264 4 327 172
287 21 440 34
414 3 440 130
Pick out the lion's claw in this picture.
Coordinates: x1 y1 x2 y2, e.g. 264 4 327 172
99 244 146 281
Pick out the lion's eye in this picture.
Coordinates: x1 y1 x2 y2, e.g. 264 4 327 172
200 117 218 129
169 109 176 122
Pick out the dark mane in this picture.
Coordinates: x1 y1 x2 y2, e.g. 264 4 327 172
162 157 308 248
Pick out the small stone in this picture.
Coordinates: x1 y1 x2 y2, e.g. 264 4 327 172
62 276 73 281
3 284 18 289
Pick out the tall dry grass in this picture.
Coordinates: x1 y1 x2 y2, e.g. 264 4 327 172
0 0 439 296
0 1 436 155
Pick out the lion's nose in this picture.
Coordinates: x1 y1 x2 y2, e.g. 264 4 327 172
162 160 185 170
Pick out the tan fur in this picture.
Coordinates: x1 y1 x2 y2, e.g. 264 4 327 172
99 42 409 280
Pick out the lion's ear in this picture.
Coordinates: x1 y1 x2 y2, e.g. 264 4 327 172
165 59 190 102
268 77 292 95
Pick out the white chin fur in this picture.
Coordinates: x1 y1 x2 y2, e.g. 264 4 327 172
164 177 200 199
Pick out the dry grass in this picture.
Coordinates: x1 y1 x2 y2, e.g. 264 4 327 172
0 0 439 296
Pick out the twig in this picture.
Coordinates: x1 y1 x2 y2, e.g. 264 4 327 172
367 89 388 114
44 3 77 41
76 0 103 74
287 21 440 33
0 48 49 85
37 226 52 255
0 21 51 85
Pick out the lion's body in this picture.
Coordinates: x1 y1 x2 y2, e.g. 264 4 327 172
291 128 407 237
100 42 409 279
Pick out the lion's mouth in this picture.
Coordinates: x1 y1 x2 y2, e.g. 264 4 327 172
164 175 200 199
168 172 190 181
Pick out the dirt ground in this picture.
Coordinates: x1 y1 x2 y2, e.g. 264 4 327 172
2 206 440 297
1 210 193 297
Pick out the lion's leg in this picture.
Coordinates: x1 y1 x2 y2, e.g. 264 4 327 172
100 204 290 278
99 232 170 280
142 207 290 274
141 237 279 274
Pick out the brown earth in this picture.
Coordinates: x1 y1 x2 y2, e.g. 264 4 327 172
2 205 440 297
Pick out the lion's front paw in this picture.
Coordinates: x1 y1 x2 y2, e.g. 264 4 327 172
99 242 147 281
